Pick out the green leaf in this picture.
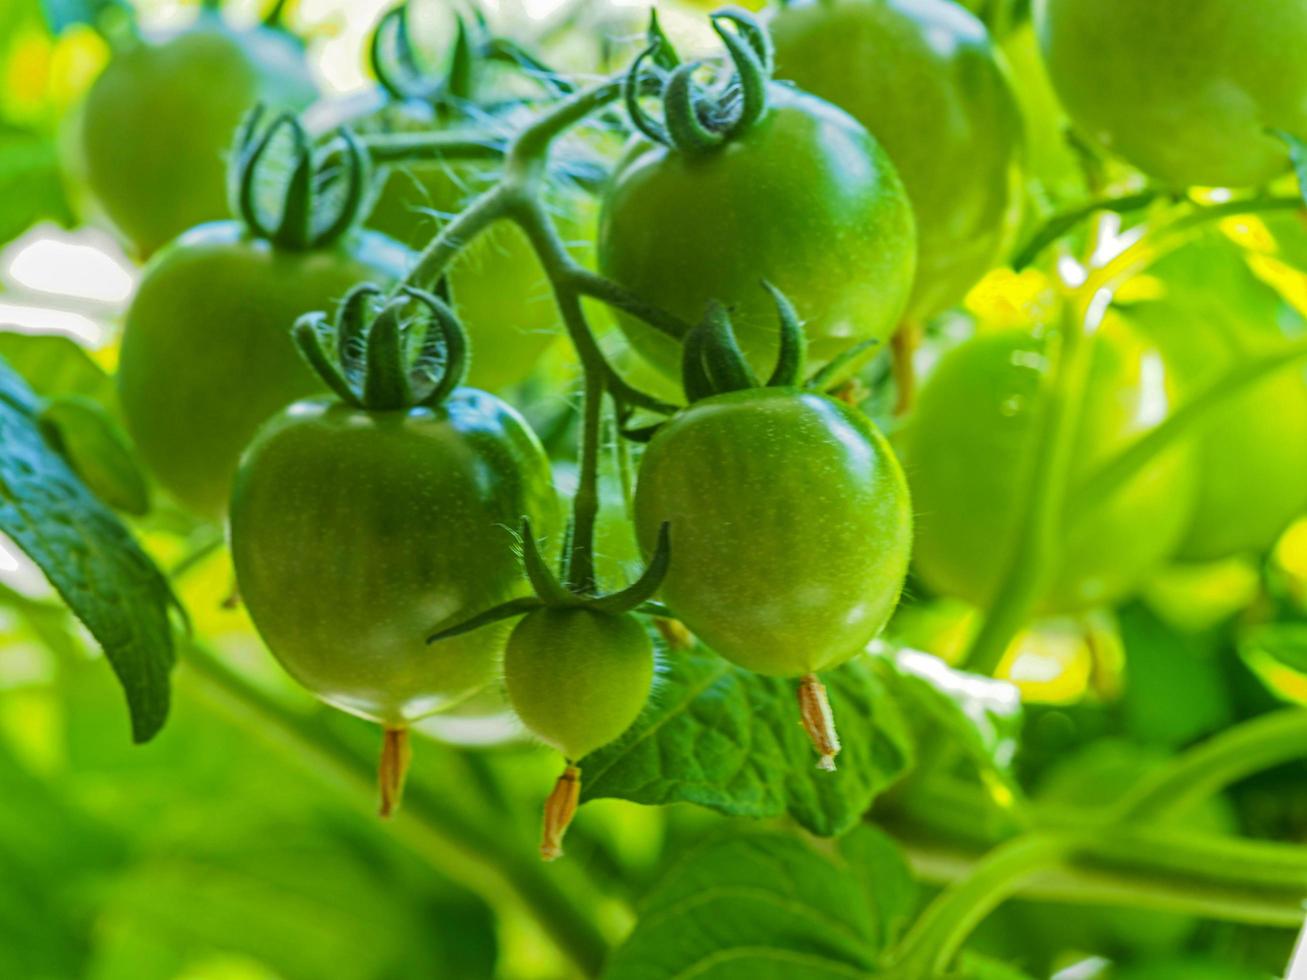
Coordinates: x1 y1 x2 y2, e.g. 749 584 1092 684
874 646 1022 778
39 395 149 515
579 647 913 837
0 333 116 409
603 827 916 980
0 126 72 248
0 358 177 741
1240 622 1307 676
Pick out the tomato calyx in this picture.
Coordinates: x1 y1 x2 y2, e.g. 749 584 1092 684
233 107 370 251
624 7 775 155
370 1 571 115
292 282 469 411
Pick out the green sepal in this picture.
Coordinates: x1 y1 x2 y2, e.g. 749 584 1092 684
588 522 671 615
763 280 806 387
663 62 726 155
804 338 881 392
362 300 412 410
680 314 715 404
710 9 771 141
426 596 544 643
624 42 672 147
520 517 578 607
292 314 361 407
698 301 758 393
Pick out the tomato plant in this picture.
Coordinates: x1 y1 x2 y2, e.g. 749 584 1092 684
78 9 315 257
117 113 409 520
9 4 1307 979
1034 0 1307 188
771 0 1023 318
598 16 916 381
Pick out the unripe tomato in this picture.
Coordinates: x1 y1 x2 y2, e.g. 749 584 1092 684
902 321 1196 614
771 0 1023 318
79 16 316 258
634 388 912 676
117 223 408 520
1034 0 1307 188
361 100 586 391
598 83 916 382
504 607 654 760
230 391 559 725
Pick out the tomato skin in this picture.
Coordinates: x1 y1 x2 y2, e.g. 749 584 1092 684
902 323 1196 614
771 0 1023 318
361 100 587 391
598 84 916 382
79 16 316 258
230 391 559 726
117 222 409 520
634 389 912 676
504 608 654 760
1034 0 1307 187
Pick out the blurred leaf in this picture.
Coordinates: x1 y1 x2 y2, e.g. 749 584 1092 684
1113 957 1274 980
1272 130 1307 208
604 827 914 980
0 125 72 247
875 647 1022 778
1240 622 1307 676
0 357 177 741
0 332 115 407
1120 603 1232 748
952 953 1037 980
39 395 148 514
39 0 125 33
580 647 913 837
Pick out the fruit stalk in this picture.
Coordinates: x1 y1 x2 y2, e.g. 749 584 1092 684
541 765 582 862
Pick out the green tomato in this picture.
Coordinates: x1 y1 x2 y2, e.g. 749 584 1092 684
504 607 654 760
79 15 316 258
361 100 589 392
634 388 912 676
771 0 1023 318
598 83 916 383
901 321 1196 614
230 391 559 726
117 222 409 520
1034 0 1307 187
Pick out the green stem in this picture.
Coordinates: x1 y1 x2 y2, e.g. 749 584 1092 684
360 131 508 165
1113 708 1307 822
1068 338 1307 518
506 76 625 180
961 298 1101 676
182 643 611 978
886 833 1074 977
401 186 511 294
896 828 1307 930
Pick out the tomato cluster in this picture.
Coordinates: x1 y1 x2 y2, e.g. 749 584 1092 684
86 0 1307 862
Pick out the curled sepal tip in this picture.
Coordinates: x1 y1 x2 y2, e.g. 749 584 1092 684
589 522 671 614
232 105 370 250
540 764 582 862
797 674 841 772
292 285 472 411
378 726 412 818
681 282 809 402
622 6 772 155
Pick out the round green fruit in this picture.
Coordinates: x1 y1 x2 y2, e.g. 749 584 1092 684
504 607 654 760
598 83 916 383
79 15 316 258
1034 0 1307 187
230 390 559 726
117 222 409 520
902 321 1196 613
635 388 912 676
771 0 1023 317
